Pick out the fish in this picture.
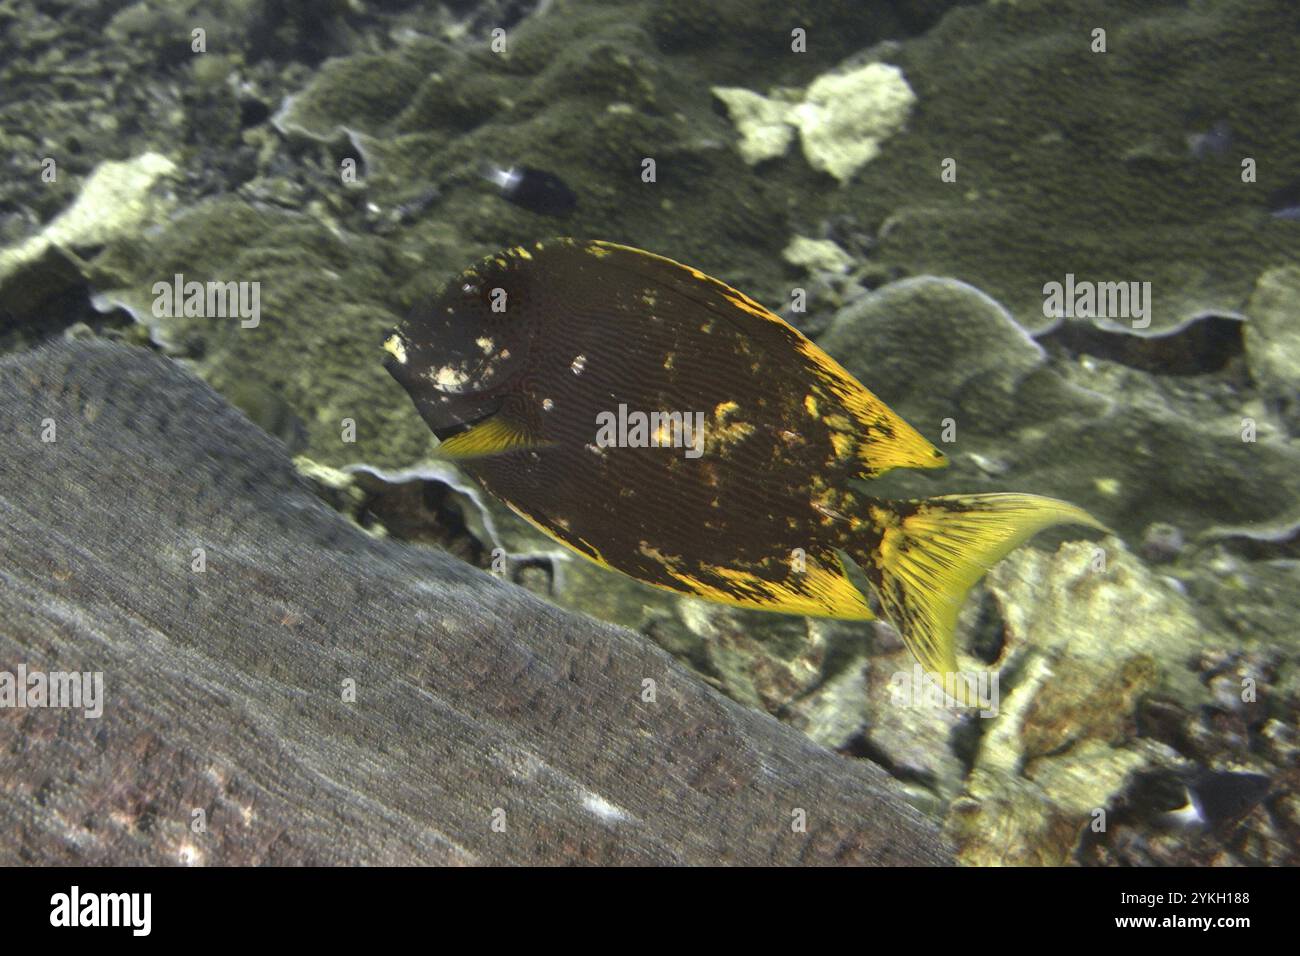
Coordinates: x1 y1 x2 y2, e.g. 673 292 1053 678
383 239 1106 701
481 163 577 217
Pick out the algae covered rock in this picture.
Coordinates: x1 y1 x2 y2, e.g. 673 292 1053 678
0 340 950 866
818 274 1300 542
714 62 916 182
1243 266 1300 426
858 0 1300 335
782 235 854 275
789 62 916 183
944 539 1215 865
709 86 798 165
819 275 1058 439
0 152 178 326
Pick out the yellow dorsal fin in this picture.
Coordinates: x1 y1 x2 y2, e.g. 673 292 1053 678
798 341 948 477
585 239 946 478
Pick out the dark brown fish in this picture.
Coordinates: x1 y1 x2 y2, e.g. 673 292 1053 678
384 239 1103 699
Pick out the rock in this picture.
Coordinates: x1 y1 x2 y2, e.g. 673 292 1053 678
709 86 797 165
0 153 177 280
944 539 1217 865
0 341 949 865
1139 522 1185 564
0 153 178 323
789 63 916 184
862 1 1300 335
1243 266 1300 425
782 235 854 274
819 276 1300 543
820 275 1055 440
713 63 916 183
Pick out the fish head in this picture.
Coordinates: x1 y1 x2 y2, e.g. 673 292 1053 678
383 257 538 437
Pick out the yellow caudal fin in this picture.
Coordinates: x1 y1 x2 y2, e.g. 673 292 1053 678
853 494 1108 704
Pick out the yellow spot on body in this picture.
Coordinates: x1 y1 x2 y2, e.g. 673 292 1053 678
383 333 407 364
663 353 674 371
637 542 679 567
709 400 754 447
804 394 819 417
513 246 532 260
476 336 494 354
830 432 854 459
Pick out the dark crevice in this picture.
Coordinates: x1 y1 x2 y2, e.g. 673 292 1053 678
1037 314 1246 376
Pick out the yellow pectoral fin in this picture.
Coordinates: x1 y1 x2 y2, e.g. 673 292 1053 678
435 414 551 460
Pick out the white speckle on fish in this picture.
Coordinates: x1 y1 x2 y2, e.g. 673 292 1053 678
571 354 587 375
430 364 472 390
382 333 407 364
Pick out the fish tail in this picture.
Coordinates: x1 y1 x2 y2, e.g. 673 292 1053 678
846 493 1108 703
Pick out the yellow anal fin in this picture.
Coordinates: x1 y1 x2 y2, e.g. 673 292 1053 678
666 557 876 620
436 414 550 460
857 493 1107 704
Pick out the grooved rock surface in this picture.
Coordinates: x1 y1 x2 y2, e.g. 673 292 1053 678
0 341 949 865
